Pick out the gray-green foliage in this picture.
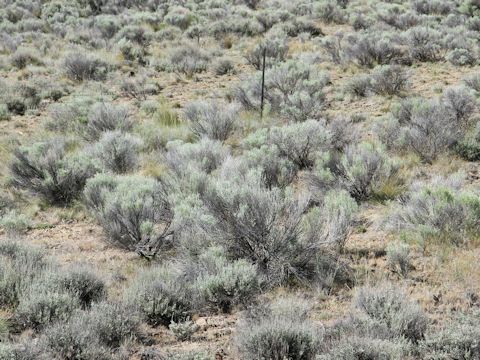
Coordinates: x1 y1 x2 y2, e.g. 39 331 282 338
84 174 173 256
0 210 31 235
386 242 411 277
200 174 313 285
235 296 323 360
165 138 230 177
0 241 48 308
91 130 142 174
420 309 480 359
169 319 199 341
236 60 329 122
201 167 359 285
164 6 195 30
125 264 192 326
345 74 372 97
269 119 331 169
388 176 480 247
246 30 289 70
10 138 98 205
46 97 93 134
464 73 480 92
318 336 410 360
14 287 80 331
0 104 10 121
389 90 476 162
191 247 260 313
406 26 443 62
370 65 410 95
441 86 476 130
354 284 427 343
42 302 139 359
333 142 399 201
0 342 40 360
86 102 133 141
184 100 239 141
446 48 477 66
236 128 297 188
46 265 106 308
158 44 210 76
63 52 110 81
455 121 480 161
302 190 358 250
344 33 405 68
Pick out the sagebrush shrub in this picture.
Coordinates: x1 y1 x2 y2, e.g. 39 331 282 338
446 48 477 66
0 210 31 235
370 65 410 96
233 143 296 189
164 6 195 30
235 296 322 360
464 73 480 92
184 100 239 141
388 177 480 247
201 174 315 285
420 309 480 359
86 102 133 141
213 57 235 76
10 49 39 69
116 25 151 46
302 190 358 250
11 138 98 205
282 17 323 37
345 74 371 97
0 342 40 360
269 119 331 169
316 1 346 24
0 241 50 309
91 131 142 174
391 98 465 163
246 30 289 70
85 302 140 348
0 104 10 121
412 0 452 15
192 247 260 313
165 138 230 177
118 38 149 65
94 14 120 39
318 336 410 360
15 287 80 331
406 27 443 62
126 265 192 326
333 142 399 201
49 265 106 308
169 319 199 341
236 60 329 122
441 86 476 130
327 116 359 151
46 98 92 134
159 44 210 76
63 52 109 81
42 315 112 360
354 284 427 343
120 76 159 101
386 242 411 277
344 33 405 68
320 34 343 64
455 122 480 161
41 301 138 359
84 174 173 256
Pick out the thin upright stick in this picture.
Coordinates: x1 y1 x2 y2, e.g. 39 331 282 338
260 47 266 119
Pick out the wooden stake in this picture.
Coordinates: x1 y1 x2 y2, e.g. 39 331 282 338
260 47 266 119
